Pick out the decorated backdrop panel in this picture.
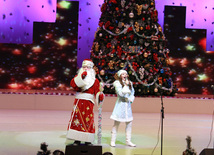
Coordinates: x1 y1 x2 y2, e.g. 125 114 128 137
164 6 213 95
0 1 78 91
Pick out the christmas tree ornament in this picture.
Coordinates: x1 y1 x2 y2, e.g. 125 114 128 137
95 42 100 52
136 4 143 15
115 28 120 34
99 33 103 37
120 62 125 68
129 11 134 18
134 22 140 32
100 69 105 76
144 52 148 57
154 87 158 92
121 0 126 8
142 4 149 10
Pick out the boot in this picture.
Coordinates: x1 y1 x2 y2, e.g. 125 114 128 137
126 137 136 147
110 132 116 147
126 122 136 147
110 121 120 147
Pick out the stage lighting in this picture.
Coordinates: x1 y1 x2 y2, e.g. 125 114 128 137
53 150 65 155
103 152 113 155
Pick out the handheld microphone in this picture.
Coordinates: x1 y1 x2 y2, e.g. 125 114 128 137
125 77 129 85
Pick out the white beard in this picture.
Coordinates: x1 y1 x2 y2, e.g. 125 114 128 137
78 68 96 90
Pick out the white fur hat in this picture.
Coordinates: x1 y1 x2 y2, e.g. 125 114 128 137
117 69 127 77
82 59 94 68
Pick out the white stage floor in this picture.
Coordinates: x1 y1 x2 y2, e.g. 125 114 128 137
0 109 213 155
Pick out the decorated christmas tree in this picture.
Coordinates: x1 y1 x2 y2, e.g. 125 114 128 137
182 136 197 155
90 0 177 96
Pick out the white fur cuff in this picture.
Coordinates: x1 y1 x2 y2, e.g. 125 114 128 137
74 74 86 88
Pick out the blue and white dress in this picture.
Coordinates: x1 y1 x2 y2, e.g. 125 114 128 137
110 80 135 122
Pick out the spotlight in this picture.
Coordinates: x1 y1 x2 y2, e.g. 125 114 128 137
103 152 113 155
53 150 65 155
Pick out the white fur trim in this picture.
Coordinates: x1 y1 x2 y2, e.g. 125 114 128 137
76 93 95 104
117 69 127 77
74 74 87 88
95 92 104 106
95 92 100 106
122 85 131 94
82 60 94 68
129 95 135 103
66 129 95 142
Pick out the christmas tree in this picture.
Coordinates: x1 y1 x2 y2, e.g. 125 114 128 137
90 0 177 96
182 136 197 155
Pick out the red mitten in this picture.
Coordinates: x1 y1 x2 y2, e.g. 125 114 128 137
81 71 87 79
99 93 104 102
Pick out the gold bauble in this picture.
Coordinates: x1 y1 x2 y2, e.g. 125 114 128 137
100 69 105 76
120 63 125 68
144 52 148 57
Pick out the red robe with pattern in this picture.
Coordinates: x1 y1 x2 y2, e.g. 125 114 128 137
66 77 102 142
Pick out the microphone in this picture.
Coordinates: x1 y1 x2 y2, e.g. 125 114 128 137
125 77 129 85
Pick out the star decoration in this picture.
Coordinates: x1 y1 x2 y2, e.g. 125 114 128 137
55 37 68 46
188 69 196 75
168 57 175 65
86 117 90 122
58 1 71 9
197 74 208 81
185 44 196 51
74 119 80 126
183 36 192 41
194 58 201 64
32 45 42 53
180 58 188 67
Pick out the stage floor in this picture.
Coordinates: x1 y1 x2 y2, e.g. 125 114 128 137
0 109 213 155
